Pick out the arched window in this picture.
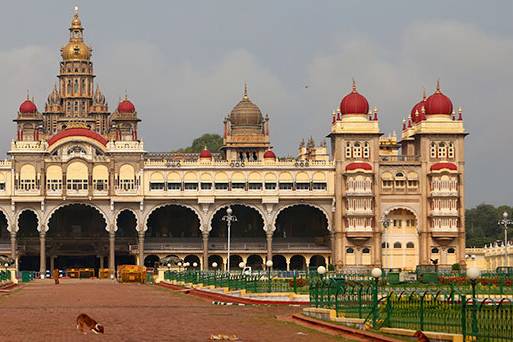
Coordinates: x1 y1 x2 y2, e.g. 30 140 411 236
431 247 439 254
353 143 362 158
393 242 402 249
438 143 447 159
447 247 455 254
406 242 414 248
345 142 352 158
430 142 437 158
362 247 370 254
74 79 79 93
363 142 370 159
448 143 455 159
346 247 354 254
381 242 388 248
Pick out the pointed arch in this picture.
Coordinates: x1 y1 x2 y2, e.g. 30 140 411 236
272 203 332 232
44 203 110 232
144 203 203 232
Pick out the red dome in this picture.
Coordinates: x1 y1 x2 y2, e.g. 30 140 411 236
19 99 37 113
48 128 108 146
345 162 372 171
263 150 276 159
117 99 135 113
199 148 212 159
411 99 426 123
339 81 369 115
425 83 453 115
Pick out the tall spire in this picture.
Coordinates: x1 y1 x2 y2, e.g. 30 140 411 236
435 79 441 93
243 82 248 99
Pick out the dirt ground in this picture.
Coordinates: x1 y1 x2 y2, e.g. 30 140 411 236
0 279 348 341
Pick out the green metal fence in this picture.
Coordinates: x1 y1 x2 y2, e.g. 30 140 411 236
310 275 513 341
164 270 310 294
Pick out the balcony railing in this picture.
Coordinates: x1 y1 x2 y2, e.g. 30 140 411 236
379 155 420 162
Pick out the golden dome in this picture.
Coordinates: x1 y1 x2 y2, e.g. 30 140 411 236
61 41 92 60
229 85 263 127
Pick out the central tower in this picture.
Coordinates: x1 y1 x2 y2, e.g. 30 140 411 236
42 7 110 136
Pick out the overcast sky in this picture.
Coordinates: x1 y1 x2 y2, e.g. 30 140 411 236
0 1 511 207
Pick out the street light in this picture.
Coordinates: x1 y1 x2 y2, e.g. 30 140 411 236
498 211 512 267
381 216 391 269
166 262 171 280
266 260 273 293
466 266 481 337
192 262 198 268
239 262 245 269
222 206 237 272
371 268 382 329
317 266 326 277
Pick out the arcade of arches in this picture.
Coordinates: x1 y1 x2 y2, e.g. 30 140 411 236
4 203 332 273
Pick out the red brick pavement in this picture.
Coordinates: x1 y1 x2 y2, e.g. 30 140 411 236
0 279 346 342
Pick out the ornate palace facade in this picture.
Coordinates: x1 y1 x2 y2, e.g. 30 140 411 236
0 10 467 273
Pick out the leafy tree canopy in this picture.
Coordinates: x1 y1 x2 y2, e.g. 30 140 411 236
466 204 512 247
174 133 223 153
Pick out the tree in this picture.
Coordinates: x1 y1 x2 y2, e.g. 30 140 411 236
465 203 513 247
174 133 223 153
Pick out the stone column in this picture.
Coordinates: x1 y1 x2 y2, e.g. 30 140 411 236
330 231 335 267
202 231 209 271
373 232 382 267
39 230 46 277
138 230 145 267
109 230 115 273
99 256 104 269
266 230 273 263
50 256 55 272
10 230 16 262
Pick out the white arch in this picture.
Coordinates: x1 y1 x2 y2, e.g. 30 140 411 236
115 208 140 232
272 203 332 232
44 203 110 233
207 203 267 233
382 205 419 232
144 203 203 232
15 208 41 233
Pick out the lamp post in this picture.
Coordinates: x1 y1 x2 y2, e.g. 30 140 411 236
222 207 237 272
166 262 171 281
371 267 383 329
498 211 512 267
381 217 391 269
317 266 327 307
466 266 481 337
266 260 273 293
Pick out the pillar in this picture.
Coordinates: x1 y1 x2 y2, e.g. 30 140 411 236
266 230 273 263
202 231 209 271
99 256 104 269
39 230 46 277
138 230 145 267
330 231 335 267
10 230 16 262
109 230 115 273
373 232 382 267
419 232 428 265
50 256 55 271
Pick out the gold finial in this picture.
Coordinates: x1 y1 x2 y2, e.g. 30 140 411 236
436 79 441 92
422 87 426 100
124 89 128 100
26 89 30 100
352 78 357 92
243 82 248 99
74 6 79 14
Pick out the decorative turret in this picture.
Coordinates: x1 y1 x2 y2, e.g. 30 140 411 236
110 95 140 141
15 93 43 141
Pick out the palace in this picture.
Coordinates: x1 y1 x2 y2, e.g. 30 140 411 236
0 9 467 274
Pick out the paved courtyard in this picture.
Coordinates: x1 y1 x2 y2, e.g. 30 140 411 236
0 279 345 341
